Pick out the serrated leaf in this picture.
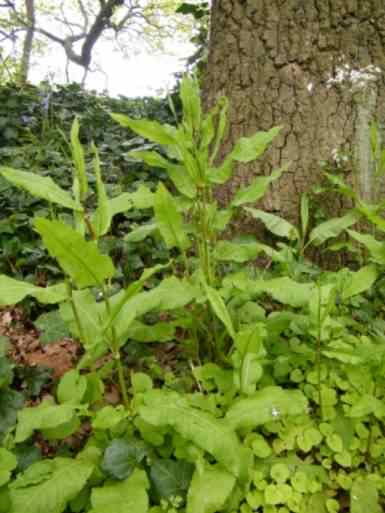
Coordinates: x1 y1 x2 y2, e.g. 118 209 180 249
34 218 115 288
225 386 308 430
230 127 281 163
154 183 189 250
0 276 67 306
0 167 81 211
9 456 94 513
150 459 194 500
245 208 299 240
186 465 235 513
89 469 149 513
231 165 287 207
112 113 176 145
139 390 243 477
309 212 359 246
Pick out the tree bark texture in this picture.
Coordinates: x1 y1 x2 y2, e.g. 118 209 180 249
204 0 385 220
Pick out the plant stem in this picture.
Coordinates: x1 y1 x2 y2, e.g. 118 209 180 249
316 283 323 419
66 280 88 347
102 284 130 409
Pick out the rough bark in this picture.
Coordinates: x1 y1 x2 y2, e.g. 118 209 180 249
204 0 385 220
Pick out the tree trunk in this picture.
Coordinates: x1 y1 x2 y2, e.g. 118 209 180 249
18 0 35 84
204 0 385 221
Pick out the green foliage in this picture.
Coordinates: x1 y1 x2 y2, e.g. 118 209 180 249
3 76 385 513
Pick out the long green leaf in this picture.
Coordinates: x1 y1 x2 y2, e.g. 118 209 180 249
34 218 115 288
111 113 176 145
0 167 81 211
0 276 67 306
154 183 189 250
139 390 243 477
341 265 378 300
201 280 235 339
103 265 165 336
347 230 385 264
70 118 88 202
90 469 149 513
226 387 308 430
130 150 197 198
231 165 287 207
308 212 358 246
245 208 299 240
186 465 235 513
9 456 94 513
91 144 111 237
230 126 281 163
180 75 202 135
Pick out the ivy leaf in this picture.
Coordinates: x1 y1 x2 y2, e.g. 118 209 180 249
0 167 81 211
89 469 149 513
34 310 70 344
34 218 115 288
225 386 308 430
9 456 94 513
0 389 24 442
186 465 236 513
150 459 194 500
102 439 149 480
139 390 243 477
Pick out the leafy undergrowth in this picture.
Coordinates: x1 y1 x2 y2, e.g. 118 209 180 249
2 76 385 513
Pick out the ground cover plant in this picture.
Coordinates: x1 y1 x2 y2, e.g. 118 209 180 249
1 76 385 513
